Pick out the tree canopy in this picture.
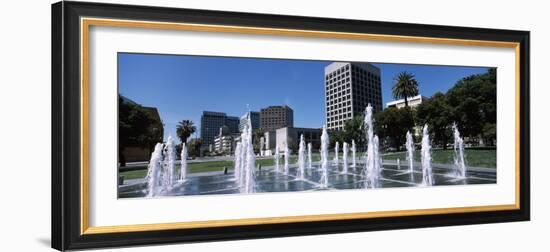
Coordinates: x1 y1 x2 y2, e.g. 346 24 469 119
118 95 163 166
375 107 415 150
415 92 453 149
446 69 496 141
176 120 196 144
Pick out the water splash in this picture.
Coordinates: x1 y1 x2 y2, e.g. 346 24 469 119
297 134 306 179
351 140 357 169
421 124 434 186
146 143 164 197
333 141 339 167
284 144 290 175
307 142 312 169
164 136 176 187
234 142 242 184
179 143 188 181
320 125 329 188
342 142 349 173
406 131 415 174
452 123 467 178
364 104 381 188
274 146 280 173
241 113 256 193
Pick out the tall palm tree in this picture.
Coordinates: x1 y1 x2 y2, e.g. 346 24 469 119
392 71 420 107
176 120 196 144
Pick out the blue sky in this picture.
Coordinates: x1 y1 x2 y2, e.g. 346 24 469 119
118 53 491 142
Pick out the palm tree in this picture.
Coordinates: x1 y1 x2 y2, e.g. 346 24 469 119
176 120 196 144
392 71 420 107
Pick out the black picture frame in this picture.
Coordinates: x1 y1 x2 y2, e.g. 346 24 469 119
52 1 530 251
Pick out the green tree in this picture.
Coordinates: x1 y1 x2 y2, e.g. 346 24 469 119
446 69 496 143
416 92 453 149
188 138 203 157
482 123 496 146
392 71 420 107
176 120 196 144
341 116 365 149
375 107 414 151
118 95 162 166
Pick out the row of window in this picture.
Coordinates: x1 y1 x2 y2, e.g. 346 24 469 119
327 112 353 123
325 64 351 80
327 101 353 112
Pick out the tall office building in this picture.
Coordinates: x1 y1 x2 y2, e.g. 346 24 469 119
324 62 382 131
239 111 260 132
200 111 240 146
225 116 240 133
260 105 294 131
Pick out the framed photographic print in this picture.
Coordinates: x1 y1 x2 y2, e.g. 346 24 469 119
51 1 530 251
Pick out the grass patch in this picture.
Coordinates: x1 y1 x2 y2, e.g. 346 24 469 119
120 154 325 180
382 148 496 168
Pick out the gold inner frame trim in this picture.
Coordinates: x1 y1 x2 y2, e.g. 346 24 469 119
80 17 522 235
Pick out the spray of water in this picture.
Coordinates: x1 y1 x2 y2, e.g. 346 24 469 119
421 124 434 186
406 131 415 174
274 146 280 173
452 123 467 178
164 136 176 187
297 134 306 179
320 125 329 188
364 104 381 188
284 145 290 175
307 143 312 169
342 142 349 173
241 112 256 193
180 143 188 181
333 141 339 167
146 143 164 197
234 142 242 183
351 140 357 169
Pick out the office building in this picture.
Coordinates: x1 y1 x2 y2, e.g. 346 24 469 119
324 62 382 131
386 95 425 109
260 105 294 131
239 111 260 132
200 111 239 146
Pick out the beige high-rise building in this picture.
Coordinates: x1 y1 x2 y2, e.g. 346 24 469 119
324 62 382 131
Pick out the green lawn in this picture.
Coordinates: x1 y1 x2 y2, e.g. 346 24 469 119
120 149 494 181
120 154 323 180
382 148 496 168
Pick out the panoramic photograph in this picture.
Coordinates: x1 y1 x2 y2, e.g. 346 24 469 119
117 53 497 198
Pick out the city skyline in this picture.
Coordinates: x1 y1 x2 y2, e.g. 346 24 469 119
118 53 492 143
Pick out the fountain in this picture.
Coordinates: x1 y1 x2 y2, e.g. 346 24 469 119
297 134 306 180
421 124 434 186
333 141 339 167
234 142 242 183
319 125 329 188
307 143 312 169
239 130 247 186
146 143 164 197
397 158 401 170
164 136 176 187
179 143 188 181
342 142 349 173
284 145 290 175
406 131 415 174
351 140 357 169
241 113 256 193
274 146 280 173
452 123 467 178
364 104 381 188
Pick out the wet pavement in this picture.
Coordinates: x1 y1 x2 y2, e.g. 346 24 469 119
118 162 496 198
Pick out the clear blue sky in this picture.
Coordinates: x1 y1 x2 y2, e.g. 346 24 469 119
118 53 491 142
